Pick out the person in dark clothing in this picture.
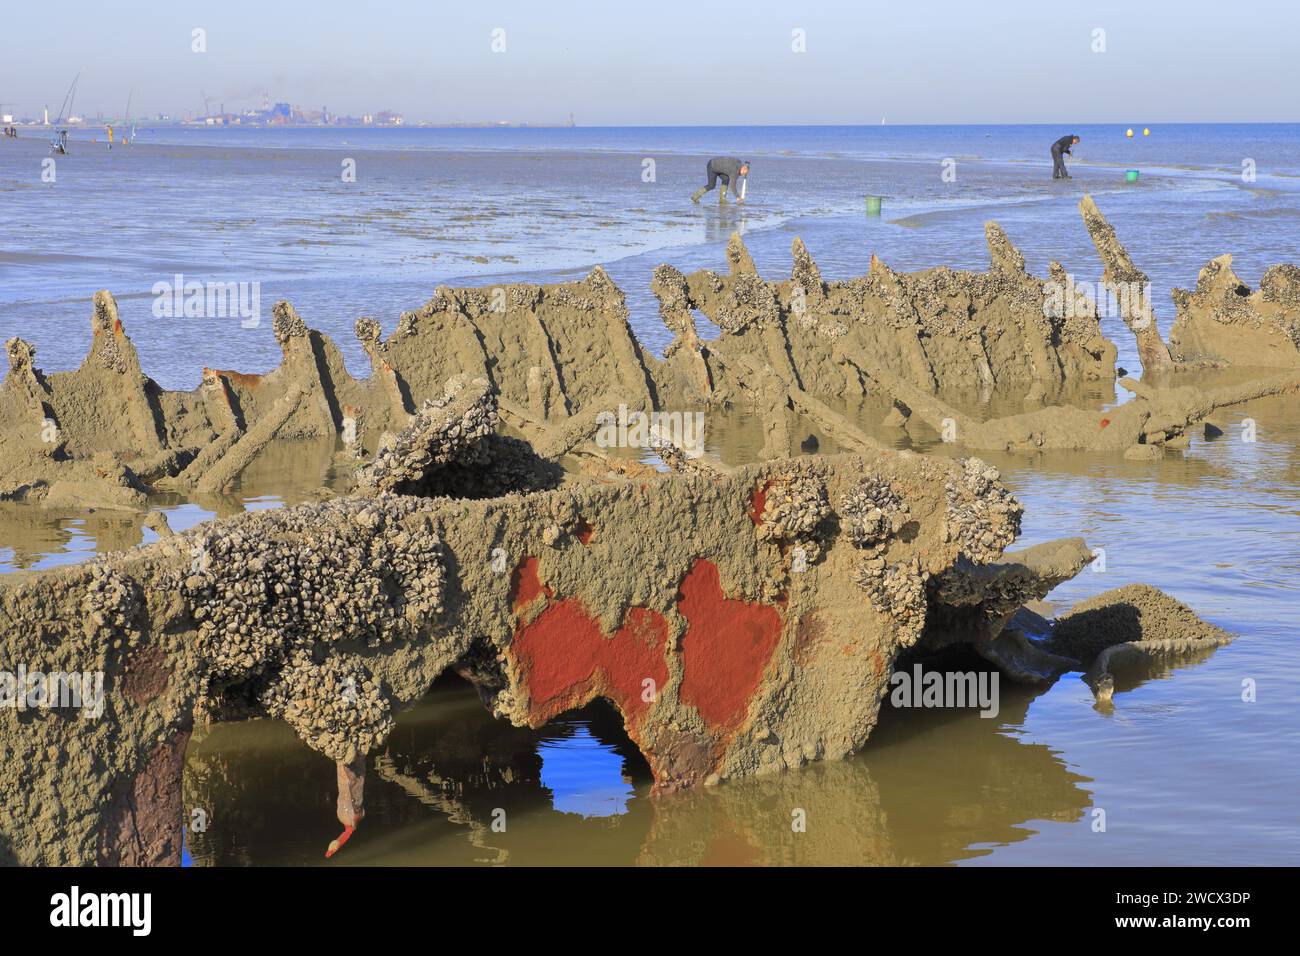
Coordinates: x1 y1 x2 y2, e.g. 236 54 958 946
692 157 750 203
1051 134 1079 179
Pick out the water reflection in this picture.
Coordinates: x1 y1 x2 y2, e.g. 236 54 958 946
702 204 751 245
0 511 110 570
537 722 635 818
0 435 348 572
184 655 1094 867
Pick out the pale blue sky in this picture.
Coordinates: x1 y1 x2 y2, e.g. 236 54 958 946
5 0 1296 124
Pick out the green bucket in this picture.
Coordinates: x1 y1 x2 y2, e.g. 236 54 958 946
865 195 883 215
1125 169 1140 183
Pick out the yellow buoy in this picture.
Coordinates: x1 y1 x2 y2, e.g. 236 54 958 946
1126 128 1134 138
1143 127 1150 136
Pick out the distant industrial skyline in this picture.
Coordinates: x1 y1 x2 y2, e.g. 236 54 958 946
5 0 1298 126
10 92 414 127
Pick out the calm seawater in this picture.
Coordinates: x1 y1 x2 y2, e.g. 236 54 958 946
5 123 1300 380
2 125 1298 865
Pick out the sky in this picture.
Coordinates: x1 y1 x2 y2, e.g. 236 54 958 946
4 0 1297 125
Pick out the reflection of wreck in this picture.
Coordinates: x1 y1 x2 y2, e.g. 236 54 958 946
640 655 1097 867
0 197 1253 865
183 682 556 866
187 674 1096 866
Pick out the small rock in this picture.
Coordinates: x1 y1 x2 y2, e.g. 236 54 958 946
1123 444 1162 461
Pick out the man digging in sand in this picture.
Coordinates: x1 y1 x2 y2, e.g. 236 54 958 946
1051 134 1080 179
692 156 750 204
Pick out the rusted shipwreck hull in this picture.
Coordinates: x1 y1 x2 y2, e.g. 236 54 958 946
0 378 1233 866
2 370 1089 865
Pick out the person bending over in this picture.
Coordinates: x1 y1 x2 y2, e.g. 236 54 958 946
1052 134 1079 180
692 156 750 203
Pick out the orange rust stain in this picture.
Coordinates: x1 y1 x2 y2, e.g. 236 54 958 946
510 583 669 725
747 481 771 526
794 613 825 668
678 559 783 731
575 519 595 545
209 369 264 390
510 556 550 613
113 318 124 334
640 725 720 790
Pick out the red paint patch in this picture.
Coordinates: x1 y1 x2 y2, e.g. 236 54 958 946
1100 418 1111 428
511 593 669 725
678 559 783 731
575 519 595 545
510 556 549 613
747 481 772 526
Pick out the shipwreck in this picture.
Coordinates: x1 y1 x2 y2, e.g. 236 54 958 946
0 195 1273 865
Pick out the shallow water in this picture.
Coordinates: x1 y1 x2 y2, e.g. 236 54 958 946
3 125 1298 865
6 124 1300 383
